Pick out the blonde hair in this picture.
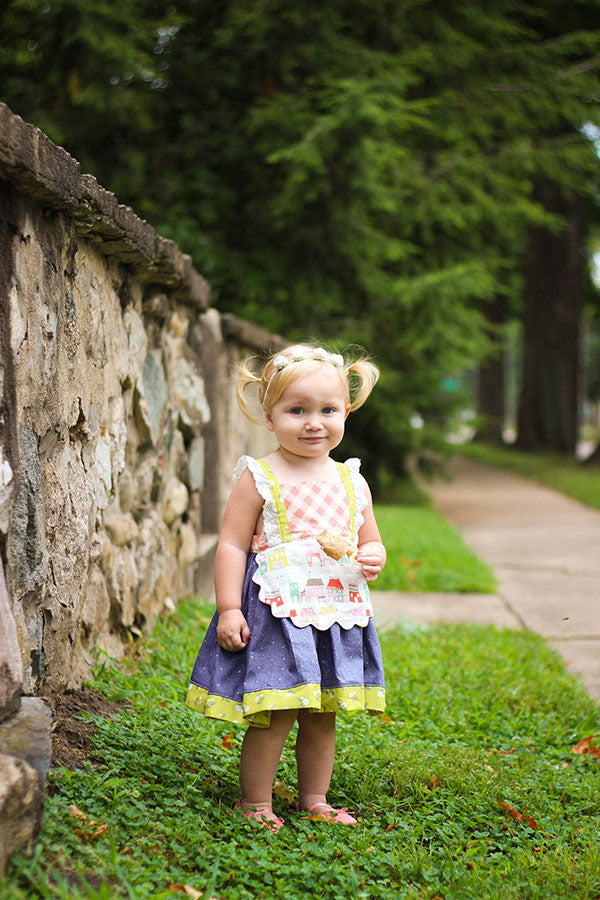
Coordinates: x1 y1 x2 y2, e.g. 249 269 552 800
237 343 379 424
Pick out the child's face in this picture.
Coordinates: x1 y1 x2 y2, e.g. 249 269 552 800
265 368 350 460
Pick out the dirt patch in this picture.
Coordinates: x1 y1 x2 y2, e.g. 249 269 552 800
46 688 126 770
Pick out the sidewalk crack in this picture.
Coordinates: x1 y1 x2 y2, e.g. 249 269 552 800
497 590 527 630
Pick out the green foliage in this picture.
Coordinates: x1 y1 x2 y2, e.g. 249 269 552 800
2 1 600 476
0 0 171 198
2 598 599 899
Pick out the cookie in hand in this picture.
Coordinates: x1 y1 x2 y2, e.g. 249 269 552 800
316 531 357 561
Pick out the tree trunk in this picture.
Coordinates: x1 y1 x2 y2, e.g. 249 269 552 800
516 188 584 455
477 294 507 443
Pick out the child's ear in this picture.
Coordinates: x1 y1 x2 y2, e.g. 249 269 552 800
344 405 351 421
265 410 275 431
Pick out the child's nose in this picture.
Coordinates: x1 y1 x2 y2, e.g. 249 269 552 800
305 412 321 429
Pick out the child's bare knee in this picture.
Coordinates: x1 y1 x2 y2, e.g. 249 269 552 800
268 708 298 735
297 709 336 734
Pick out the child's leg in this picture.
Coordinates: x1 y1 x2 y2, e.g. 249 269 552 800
295 710 336 809
239 708 298 808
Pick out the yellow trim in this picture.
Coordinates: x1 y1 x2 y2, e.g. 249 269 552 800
336 462 356 541
186 682 386 728
257 458 357 545
257 459 292 543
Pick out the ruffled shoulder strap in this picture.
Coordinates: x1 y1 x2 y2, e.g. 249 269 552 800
232 455 284 546
232 454 273 502
341 458 368 537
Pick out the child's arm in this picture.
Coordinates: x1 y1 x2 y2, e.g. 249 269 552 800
214 468 264 651
355 477 386 583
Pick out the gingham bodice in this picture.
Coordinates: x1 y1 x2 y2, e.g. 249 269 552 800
232 456 372 631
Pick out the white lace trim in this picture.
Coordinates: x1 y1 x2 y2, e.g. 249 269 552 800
232 455 281 546
233 455 368 545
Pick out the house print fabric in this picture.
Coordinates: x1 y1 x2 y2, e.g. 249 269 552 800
247 457 374 629
253 537 372 629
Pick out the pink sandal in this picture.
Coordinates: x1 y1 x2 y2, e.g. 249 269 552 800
234 800 284 832
298 802 358 825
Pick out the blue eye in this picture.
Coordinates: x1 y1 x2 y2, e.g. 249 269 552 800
322 406 336 414
290 407 304 415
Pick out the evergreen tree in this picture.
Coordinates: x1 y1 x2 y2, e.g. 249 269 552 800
509 0 600 455
2 1 600 481
0 0 168 198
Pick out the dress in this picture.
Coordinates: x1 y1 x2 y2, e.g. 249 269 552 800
185 456 386 728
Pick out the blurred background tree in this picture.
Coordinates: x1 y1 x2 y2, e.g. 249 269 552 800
2 0 600 493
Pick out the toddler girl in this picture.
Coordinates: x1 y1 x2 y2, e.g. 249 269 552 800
186 344 386 831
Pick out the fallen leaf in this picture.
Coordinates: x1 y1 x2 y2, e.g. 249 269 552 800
165 886 203 899
69 804 108 840
498 800 538 831
428 776 441 790
69 805 87 819
221 734 234 750
572 735 600 759
383 823 398 833
273 780 295 803
74 823 108 843
166 886 219 900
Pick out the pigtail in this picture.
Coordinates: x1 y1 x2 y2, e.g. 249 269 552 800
346 358 380 411
236 357 264 423
236 345 379 422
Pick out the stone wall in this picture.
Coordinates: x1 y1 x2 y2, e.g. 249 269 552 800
0 103 281 697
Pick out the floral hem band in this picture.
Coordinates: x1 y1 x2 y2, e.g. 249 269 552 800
185 681 386 728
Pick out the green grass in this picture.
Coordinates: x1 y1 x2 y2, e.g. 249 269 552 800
3 598 600 900
460 442 600 512
375 504 497 594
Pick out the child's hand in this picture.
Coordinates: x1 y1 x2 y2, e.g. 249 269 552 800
216 610 251 651
356 541 386 583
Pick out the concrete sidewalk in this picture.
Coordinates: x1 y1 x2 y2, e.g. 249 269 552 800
372 455 600 699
